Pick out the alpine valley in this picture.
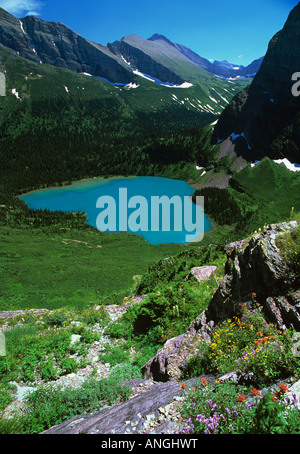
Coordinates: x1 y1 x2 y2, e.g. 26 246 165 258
0 3 300 436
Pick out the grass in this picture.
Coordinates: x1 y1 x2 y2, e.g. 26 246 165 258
0 225 194 311
0 305 111 386
0 377 133 434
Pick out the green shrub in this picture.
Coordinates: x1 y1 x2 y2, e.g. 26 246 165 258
99 344 131 367
39 355 59 381
0 377 132 434
79 305 110 327
44 308 72 327
0 383 16 410
111 280 216 346
59 357 78 375
109 362 142 383
279 224 300 289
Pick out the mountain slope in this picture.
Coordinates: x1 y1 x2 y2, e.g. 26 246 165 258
108 33 210 84
0 8 261 88
0 7 135 84
174 41 263 79
0 45 249 195
212 3 300 163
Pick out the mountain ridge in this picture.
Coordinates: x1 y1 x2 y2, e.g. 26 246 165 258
0 7 262 86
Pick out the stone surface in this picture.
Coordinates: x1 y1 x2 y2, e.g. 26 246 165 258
0 8 134 84
143 221 300 382
190 265 217 281
205 221 300 328
41 376 215 434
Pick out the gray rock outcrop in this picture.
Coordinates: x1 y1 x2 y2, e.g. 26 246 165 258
143 221 300 382
41 376 215 434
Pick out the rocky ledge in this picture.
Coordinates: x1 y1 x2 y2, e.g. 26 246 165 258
143 220 300 382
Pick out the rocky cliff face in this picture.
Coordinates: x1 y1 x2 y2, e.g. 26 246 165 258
0 8 134 84
212 3 300 163
108 35 186 85
0 8 36 61
143 221 300 382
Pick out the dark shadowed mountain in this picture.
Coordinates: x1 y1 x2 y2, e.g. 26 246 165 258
212 2 300 163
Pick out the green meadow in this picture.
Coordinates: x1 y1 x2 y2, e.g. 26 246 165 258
0 225 192 311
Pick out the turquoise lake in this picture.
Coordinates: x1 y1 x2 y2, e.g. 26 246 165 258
20 176 211 245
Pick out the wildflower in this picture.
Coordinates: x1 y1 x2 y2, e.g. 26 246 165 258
201 377 208 386
237 394 247 403
278 383 290 394
251 388 261 398
180 383 187 389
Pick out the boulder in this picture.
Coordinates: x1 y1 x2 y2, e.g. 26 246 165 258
189 265 217 282
205 221 300 326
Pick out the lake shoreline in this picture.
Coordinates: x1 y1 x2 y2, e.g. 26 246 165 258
20 175 213 245
19 175 138 197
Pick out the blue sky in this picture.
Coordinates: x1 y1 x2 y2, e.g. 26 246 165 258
0 0 299 65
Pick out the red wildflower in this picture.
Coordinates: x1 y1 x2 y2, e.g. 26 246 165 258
251 388 261 397
180 383 187 389
278 383 290 394
237 394 247 403
201 377 208 386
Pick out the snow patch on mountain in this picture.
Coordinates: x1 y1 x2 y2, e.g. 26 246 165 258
251 159 300 172
19 20 25 34
274 159 300 172
11 88 21 99
125 82 140 89
132 70 192 88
